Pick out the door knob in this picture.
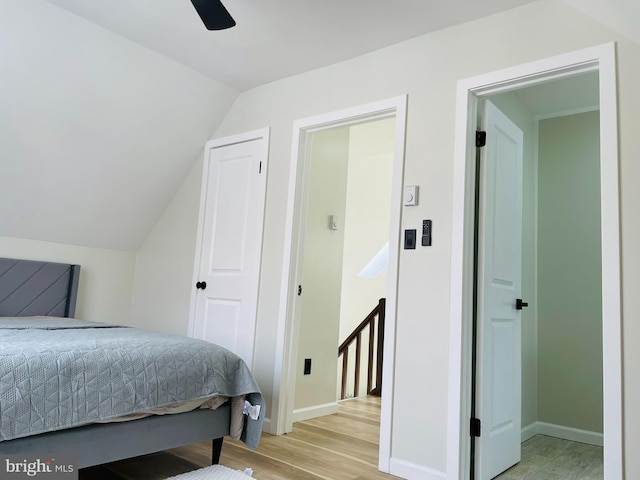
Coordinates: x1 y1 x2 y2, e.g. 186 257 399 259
516 298 528 310
196 281 207 290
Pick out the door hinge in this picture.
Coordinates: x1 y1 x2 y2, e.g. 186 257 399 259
470 417 481 437
476 131 487 148
259 161 262 174
297 285 302 296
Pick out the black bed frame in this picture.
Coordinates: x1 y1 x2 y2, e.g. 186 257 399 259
0 408 229 468
0 257 229 467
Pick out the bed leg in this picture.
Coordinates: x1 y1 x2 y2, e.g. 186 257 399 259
211 437 224 465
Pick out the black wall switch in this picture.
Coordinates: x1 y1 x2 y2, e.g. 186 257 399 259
304 358 311 375
404 229 417 249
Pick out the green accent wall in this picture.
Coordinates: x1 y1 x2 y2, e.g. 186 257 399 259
537 111 603 433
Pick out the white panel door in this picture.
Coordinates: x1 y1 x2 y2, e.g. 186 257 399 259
476 101 524 480
192 130 269 368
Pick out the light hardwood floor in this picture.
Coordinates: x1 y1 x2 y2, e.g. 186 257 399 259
80 396 401 480
80 396 604 480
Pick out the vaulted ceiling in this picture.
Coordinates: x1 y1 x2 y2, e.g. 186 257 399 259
1 0 637 251
41 0 541 92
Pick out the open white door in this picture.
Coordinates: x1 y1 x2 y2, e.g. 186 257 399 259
476 101 524 480
191 129 269 368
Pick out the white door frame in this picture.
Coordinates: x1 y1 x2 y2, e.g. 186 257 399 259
446 43 622 479
271 95 407 473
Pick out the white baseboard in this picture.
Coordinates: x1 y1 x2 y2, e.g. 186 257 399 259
521 422 538 443
389 458 446 480
262 417 274 434
521 421 603 446
291 402 338 423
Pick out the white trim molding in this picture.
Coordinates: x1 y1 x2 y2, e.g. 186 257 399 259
522 421 603 447
389 458 446 480
446 42 622 480
291 402 339 423
521 422 538 443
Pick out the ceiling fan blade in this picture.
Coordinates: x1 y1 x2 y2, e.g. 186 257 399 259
190 0 236 30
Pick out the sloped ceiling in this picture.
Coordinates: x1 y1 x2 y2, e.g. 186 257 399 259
1 0 237 251
2 0 637 252
563 0 640 47
42 0 539 92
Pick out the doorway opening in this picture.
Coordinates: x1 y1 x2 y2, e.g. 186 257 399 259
447 43 621 480
292 117 394 419
273 96 407 473
472 74 603 479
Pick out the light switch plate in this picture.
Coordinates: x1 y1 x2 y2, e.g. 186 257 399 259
403 185 419 206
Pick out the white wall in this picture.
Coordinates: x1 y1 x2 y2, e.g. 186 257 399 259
131 0 640 476
339 118 394 343
0 0 237 252
0 236 135 323
129 158 203 335
294 127 350 411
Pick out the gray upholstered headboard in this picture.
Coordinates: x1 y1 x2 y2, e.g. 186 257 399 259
0 258 80 318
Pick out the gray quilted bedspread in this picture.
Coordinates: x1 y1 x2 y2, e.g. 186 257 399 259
0 317 263 445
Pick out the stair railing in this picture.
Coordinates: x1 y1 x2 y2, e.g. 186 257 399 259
338 298 385 400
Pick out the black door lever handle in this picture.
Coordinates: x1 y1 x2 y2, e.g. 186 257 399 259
516 298 528 310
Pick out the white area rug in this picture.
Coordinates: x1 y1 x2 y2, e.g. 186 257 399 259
165 465 254 480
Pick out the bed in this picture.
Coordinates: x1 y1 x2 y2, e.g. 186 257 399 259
0 257 264 469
